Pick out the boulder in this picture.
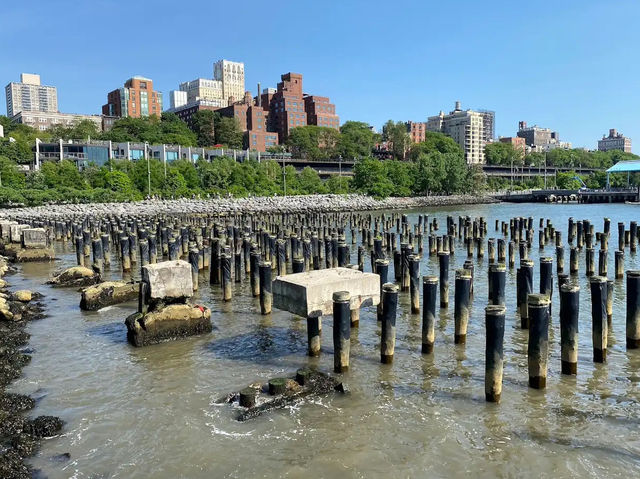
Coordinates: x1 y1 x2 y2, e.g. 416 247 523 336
141 260 193 302
47 266 100 288
13 291 32 303
21 228 47 249
3 245 55 262
80 281 138 311
125 303 211 347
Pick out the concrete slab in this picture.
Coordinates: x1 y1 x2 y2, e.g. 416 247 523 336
273 267 380 318
142 260 193 300
10 224 29 243
0 221 17 240
22 228 47 249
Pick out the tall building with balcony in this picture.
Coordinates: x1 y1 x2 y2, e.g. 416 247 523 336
426 101 488 164
598 129 631 153
102 76 163 118
5 73 58 117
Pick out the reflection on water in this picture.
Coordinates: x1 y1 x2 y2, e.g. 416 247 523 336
8 202 640 478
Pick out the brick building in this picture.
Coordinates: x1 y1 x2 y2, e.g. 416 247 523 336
406 121 426 143
102 76 163 118
304 95 339 130
499 136 526 156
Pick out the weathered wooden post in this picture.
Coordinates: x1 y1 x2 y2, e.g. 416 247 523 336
380 283 398 364
333 291 351 373
615 250 624 279
376 259 389 321
528 294 550 389
485 304 506 403
540 257 553 313
439 251 450 308
409 254 420 313
221 253 232 301
188 248 199 291
259 261 272 314
91 238 103 273
454 269 472 344
120 236 131 272
585 248 595 277
75 236 84 267
598 249 608 277
559 283 579 374
589 276 608 362
556 246 564 275
488 263 506 306
422 276 438 354
627 271 640 349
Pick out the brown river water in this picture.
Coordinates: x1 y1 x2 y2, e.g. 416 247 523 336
7 202 640 478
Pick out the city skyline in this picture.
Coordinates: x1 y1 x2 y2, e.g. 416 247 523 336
2 0 639 150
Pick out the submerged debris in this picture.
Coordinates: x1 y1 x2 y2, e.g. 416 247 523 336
218 368 345 421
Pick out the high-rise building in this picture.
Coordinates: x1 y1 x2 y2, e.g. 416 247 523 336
213 59 245 105
5 73 58 117
178 78 226 107
169 90 187 111
268 73 307 142
598 129 632 153
304 95 339 130
426 101 488 164
479 110 495 142
102 76 163 118
406 121 426 143
516 121 571 152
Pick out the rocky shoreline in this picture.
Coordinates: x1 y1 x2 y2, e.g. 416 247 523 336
0 194 498 219
0 256 64 479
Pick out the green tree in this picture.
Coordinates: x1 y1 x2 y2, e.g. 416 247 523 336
298 167 326 194
409 131 464 160
352 157 394 198
287 126 340 160
484 142 524 166
338 121 378 159
214 116 243 149
190 110 216 147
0 155 25 188
382 120 410 160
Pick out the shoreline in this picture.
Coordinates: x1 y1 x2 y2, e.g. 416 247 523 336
0 194 499 219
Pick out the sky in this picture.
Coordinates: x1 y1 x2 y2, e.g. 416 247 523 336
2 0 639 150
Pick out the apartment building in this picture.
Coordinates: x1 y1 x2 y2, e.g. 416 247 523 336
102 76 163 118
5 73 58 117
598 129 631 153
426 101 488 164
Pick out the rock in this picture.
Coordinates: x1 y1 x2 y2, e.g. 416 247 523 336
0 279 8 289
0 220 18 241
47 266 100 288
0 393 36 413
21 228 47 249
125 303 211 347
11 433 39 457
23 416 64 438
80 281 138 311
4 246 55 263
0 450 31 479
9 224 29 244
141 260 193 302
13 291 32 303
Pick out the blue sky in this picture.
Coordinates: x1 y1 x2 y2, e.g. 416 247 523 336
2 0 639 150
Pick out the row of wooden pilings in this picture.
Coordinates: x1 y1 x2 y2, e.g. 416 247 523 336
10 211 640 403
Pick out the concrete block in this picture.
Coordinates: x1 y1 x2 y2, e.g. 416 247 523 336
273 267 380 318
142 260 193 300
22 228 47 249
0 221 17 240
10 224 29 243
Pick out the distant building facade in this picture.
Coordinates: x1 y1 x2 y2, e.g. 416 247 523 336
5 73 58 117
499 136 526 156
598 129 631 153
102 76 163 118
426 101 488 164
11 111 103 132
516 121 571 152
406 121 426 143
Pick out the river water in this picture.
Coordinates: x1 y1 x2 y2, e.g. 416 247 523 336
8 202 640 478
